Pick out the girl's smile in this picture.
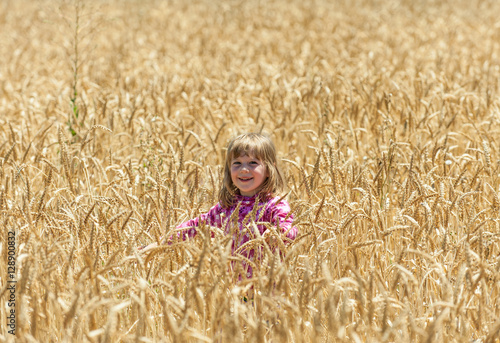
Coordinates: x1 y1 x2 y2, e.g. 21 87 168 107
230 154 268 196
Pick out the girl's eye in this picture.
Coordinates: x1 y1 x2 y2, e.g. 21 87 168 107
250 161 258 165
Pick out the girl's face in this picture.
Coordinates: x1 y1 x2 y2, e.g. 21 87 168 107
230 154 269 197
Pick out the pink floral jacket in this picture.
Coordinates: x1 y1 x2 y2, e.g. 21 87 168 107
176 193 297 278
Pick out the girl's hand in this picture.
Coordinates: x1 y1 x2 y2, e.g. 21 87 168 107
261 230 272 245
137 242 158 252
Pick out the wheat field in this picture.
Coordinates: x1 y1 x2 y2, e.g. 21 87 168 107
1 0 500 342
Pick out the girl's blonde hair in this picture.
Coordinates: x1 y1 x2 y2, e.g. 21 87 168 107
218 133 285 208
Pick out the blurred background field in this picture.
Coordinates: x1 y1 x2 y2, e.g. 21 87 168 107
1 0 500 341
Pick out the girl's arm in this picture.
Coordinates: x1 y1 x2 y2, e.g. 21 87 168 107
270 199 297 241
138 203 222 251
176 203 222 240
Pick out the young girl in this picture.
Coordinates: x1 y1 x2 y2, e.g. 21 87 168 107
140 132 297 278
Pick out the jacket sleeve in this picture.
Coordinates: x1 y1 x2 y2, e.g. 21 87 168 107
175 203 222 240
270 200 297 242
